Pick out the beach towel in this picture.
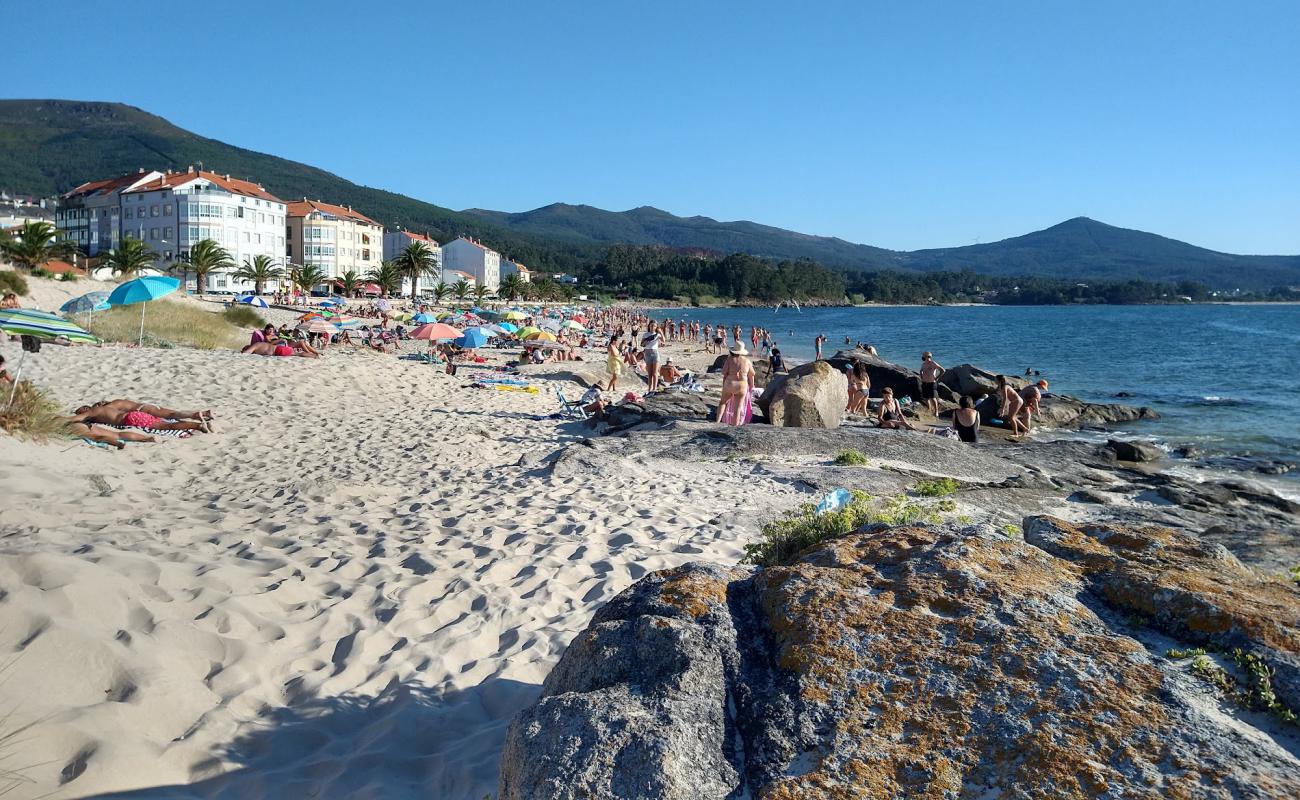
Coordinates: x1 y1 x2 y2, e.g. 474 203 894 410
104 424 194 439
717 391 753 426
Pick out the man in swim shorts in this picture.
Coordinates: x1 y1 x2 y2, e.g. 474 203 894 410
919 351 945 417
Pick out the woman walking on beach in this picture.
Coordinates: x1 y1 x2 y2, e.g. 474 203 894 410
605 339 622 392
716 343 755 425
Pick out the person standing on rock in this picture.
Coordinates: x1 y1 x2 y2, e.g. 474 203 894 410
605 339 623 393
642 325 662 393
996 374 1026 438
716 343 755 425
815 333 826 360
919 352 945 417
1017 379 1048 433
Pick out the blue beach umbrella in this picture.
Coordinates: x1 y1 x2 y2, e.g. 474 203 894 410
60 290 112 315
498 321 519 334
412 313 437 324
456 328 493 349
107 275 180 345
236 295 270 308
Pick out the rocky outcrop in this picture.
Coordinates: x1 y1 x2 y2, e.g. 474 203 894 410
1108 437 1165 462
501 518 1300 799
760 361 847 428
824 350 950 403
939 362 1022 398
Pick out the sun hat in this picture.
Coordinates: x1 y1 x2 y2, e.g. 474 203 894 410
729 343 748 355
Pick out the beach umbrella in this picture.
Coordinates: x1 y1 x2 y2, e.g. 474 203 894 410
59 290 112 316
502 310 527 321
333 317 364 329
477 310 502 321
375 298 392 312
412 313 437 324
320 297 345 307
537 319 561 333
0 308 98 404
107 275 180 345
236 295 270 308
498 321 519 334
410 322 463 341
298 318 337 334
525 330 557 342
571 314 588 324
393 312 414 322
561 320 587 331
456 329 491 349
514 325 540 339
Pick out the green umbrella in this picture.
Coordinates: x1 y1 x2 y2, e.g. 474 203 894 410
0 308 98 405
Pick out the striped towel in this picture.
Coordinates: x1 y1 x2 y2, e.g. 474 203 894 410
104 424 193 439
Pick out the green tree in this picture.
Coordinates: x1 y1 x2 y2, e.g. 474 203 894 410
0 220 78 272
472 284 491 306
181 238 233 297
292 263 328 297
498 273 524 302
394 241 438 301
432 282 450 305
452 279 471 304
366 260 402 298
103 238 156 279
337 269 363 298
233 254 284 296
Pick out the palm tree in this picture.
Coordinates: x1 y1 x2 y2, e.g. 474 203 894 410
498 273 524 302
182 238 233 297
0 220 79 272
393 241 438 302
293 264 328 298
431 282 450 306
366 260 402 298
472 284 491 306
338 269 363 298
452 279 471 305
103 238 156 279
233 254 284 296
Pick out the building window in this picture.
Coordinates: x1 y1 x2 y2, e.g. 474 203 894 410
164 204 173 215
243 232 250 242
151 205 160 217
150 228 159 240
363 249 370 260
124 208 133 219
165 226 173 239
255 234 262 244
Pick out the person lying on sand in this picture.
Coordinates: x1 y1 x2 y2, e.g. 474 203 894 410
79 399 212 422
250 324 278 346
66 421 158 449
242 341 316 358
71 405 209 433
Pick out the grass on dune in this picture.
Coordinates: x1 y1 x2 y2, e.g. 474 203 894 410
0 380 67 441
86 299 250 349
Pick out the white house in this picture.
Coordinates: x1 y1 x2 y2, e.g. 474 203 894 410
500 258 532 284
441 268 476 288
441 237 500 291
383 229 443 296
119 169 287 293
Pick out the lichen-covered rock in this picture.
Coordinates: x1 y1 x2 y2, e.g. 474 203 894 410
501 520 1300 799
762 361 848 428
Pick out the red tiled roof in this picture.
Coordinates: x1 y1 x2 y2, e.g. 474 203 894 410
123 170 283 202
41 260 86 275
398 230 437 243
63 171 157 199
453 236 497 253
287 199 380 226
448 270 475 279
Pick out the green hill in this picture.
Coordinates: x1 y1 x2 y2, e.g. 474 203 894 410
1 99 1296 290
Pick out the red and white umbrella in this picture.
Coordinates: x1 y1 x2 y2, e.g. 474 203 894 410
410 322 463 341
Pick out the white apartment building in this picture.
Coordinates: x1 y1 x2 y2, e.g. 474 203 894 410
383 229 443 297
56 169 164 255
500 258 532 284
441 268 476 288
287 199 384 290
441 236 500 291
123 169 287 293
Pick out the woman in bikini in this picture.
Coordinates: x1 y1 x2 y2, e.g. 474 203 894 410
71 405 209 433
80 399 212 423
876 387 916 430
951 395 980 443
716 343 755 425
846 363 871 415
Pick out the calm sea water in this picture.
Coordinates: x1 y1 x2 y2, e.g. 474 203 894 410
650 304 1300 465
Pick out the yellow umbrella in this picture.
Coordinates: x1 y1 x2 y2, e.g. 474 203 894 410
502 311 528 321
525 330 557 342
514 326 541 339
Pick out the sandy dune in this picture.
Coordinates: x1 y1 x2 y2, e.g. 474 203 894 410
0 336 802 799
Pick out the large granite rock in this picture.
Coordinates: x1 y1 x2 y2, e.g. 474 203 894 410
500 518 1300 799
939 363 1021 398
823 350 948 402
1108 437 1165 462
761 361 847 428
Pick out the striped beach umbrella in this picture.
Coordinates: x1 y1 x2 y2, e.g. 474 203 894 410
0 308 98 404
59 290 112 315
236 295 270 308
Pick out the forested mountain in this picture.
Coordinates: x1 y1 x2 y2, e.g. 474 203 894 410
2 99 1297 290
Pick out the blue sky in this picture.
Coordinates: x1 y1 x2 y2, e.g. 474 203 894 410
9 1 1299 253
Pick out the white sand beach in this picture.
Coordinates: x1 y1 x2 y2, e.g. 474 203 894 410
0 314 805 798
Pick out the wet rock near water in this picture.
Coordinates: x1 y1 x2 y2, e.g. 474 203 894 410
1107 438 1166 463
500 518 1300 799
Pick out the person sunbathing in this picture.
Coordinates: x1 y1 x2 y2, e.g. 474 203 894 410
66 421 158 449
71 405 208 433
242 341 314 358
79 399 212 422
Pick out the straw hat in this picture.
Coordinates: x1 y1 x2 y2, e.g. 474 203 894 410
729 343 748 355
